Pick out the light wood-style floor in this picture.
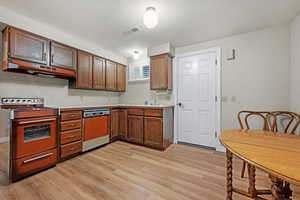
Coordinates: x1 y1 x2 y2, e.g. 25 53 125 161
0 141 299 200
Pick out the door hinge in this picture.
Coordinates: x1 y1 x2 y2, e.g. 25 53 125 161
215 96 218 102
215 131 218 138
215 59 218 66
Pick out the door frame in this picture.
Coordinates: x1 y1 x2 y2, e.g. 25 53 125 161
173 47 222 151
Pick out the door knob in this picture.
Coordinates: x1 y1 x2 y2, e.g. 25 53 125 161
177 102 182 107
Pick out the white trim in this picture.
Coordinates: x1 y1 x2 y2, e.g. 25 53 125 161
174 47 223 151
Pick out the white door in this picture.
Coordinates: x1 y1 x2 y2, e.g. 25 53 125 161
177 50 217 148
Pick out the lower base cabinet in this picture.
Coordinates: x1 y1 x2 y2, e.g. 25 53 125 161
144 117 163 149
127 115 144 144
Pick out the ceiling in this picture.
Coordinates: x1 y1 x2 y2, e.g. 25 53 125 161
1 0 300 59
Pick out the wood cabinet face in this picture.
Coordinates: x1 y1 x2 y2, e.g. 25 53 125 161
93 56 106 90
9 28 49 65
150 54 172 90
127 115 144 144
144 117 163 148
119 110 128 138
117 64 126 92
106 60 117 90
76 50 93 89
111 109 119 139
50 42 77 70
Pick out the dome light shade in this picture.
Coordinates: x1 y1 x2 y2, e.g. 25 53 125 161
143 7 158 29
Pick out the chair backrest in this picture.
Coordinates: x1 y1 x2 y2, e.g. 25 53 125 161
237 111 274 131
270 111 300 134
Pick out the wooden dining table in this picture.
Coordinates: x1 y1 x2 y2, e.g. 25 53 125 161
220 129 300 200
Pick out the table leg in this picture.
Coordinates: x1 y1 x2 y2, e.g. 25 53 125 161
269 174 284 200
247 164 257 198
226 150 233 200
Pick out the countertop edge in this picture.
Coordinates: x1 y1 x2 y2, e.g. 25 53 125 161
58 105 175 112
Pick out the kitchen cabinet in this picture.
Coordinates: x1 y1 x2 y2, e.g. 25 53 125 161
119 109 128 139
9 27 50 65
50 41 77 71
93 56 106 90
106 60 117 91
116 64 126 92
2 27 76 78
144 117 163 149
59 111 82 160
75 50 93 89
150 54 173 90
127 115 144 144
111 109 120 141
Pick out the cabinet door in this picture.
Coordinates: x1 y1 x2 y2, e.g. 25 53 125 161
93 56 106 90
50 41 77 70
150 54 172 90
106 60 117 91
144 117 163 148
119 110 128 138
111 109 119 140
9 27 49 65
127 115 143 144
117 64 126 92
76 50 93 89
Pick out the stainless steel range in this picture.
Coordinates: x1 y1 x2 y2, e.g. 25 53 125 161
0 97 58 184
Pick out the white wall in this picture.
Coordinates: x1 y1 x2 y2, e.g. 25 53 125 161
176 25 290 130
290 13 300 113
0 7 123 107
0 6 127 65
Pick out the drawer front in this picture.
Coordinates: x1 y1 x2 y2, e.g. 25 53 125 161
127 109 144 116
61 141 82 158
144 109 163 117
61 129 81 145
14 148 57 179
60 120 81 131
61 111 82 121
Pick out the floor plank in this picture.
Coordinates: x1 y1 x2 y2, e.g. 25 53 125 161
0 141 299 200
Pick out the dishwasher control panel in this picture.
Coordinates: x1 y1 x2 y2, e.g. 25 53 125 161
83 108 110 118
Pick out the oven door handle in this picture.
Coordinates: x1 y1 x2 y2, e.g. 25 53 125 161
18 118 56 125
23 153 53 164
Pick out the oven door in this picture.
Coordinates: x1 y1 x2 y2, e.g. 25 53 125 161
14 116 57 159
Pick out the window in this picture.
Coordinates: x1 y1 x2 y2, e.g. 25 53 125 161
128 59 150 82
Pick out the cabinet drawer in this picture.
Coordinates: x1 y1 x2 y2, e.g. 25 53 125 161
60 141 82 158
61 111 82 121
128 109 144 116
60 120 81 131
144 109 163 117
14 148 57 179
61 129 81 145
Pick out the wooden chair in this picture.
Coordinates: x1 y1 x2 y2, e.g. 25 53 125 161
269 111 300 199
237 111 274 198
238 111 274 178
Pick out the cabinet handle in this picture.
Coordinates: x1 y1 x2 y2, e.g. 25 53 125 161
18 118 56 125
23 153 53 164
42 52 47 61
51 54 54 63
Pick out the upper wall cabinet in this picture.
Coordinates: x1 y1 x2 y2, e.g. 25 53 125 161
150 54 173 90
75 50 93 89
116 64 126 92
93 56 106 90
2 26 76 78
50 41 77 71
9 27 49 65
106 60 117 91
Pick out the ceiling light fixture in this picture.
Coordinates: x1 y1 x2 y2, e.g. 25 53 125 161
143 7 158 29
133 51 140 60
